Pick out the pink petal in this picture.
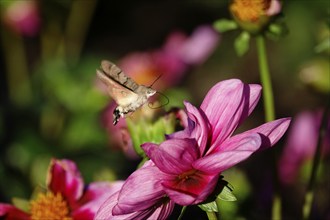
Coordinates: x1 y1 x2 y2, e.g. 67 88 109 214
267 0 282 16
244 118 291 150
72 181 124 219
78 181 124 205
242 84 262 120
47 159 84 209
113 165 167 215
151 200 175 220
96 192 174 220
142 138 200 174
193 133 261 173
200 79 261 150
178 25 219 65
95 192 137 220
165 129 190 140
184 101 211 155
0 204 29 220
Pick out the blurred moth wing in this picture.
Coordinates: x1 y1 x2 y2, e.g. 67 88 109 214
96 60 157 125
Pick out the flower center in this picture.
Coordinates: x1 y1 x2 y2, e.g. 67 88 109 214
177 169 197 181
30 192 72 220
230 0 270 22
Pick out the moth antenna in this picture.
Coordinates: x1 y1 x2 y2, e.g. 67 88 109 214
149 74 163 88
148 91 170 109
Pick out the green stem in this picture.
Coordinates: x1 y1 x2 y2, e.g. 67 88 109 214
177 206 187 220
1 28 32 106
302 102 329 219
206 211 218 220
256 35 275 122
256 35 279 220
215 197 222 220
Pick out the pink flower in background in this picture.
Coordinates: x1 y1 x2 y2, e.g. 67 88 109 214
278 110 330 185
119 25 219 90
100 79 290 216
2 0 40 37
101 25 218 158
0 159 123 220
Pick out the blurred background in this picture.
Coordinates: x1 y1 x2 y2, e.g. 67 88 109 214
0 0 329 219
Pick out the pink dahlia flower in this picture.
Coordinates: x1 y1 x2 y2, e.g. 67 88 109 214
0 159 123 220
98 79 291 217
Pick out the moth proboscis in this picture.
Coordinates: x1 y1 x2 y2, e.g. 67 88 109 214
96 60 157 125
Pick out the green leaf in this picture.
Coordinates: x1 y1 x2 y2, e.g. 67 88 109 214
213 19 238 33
266 22 289 41
217 185 237 202
314 38 330 53
234 31 250 56
12 197 30 212
198 201 218 212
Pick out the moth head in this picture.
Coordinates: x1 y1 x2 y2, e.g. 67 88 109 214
146 87 157 97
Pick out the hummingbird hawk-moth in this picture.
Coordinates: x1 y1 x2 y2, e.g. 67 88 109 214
96 60 157 125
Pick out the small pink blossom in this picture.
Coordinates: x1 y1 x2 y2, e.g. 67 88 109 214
0 159 123 220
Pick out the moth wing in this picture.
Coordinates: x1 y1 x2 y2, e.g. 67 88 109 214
101 60 140 92
96 69 139 106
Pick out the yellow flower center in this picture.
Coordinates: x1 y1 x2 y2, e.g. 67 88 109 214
230 0 270 22
30 192 72 220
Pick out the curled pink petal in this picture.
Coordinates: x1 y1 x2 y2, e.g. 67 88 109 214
113 165 167 215
184 101 211 155
47 159 84 209
95 192 136 220
142 138 200 174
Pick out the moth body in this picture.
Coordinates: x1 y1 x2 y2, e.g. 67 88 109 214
96 60 156 125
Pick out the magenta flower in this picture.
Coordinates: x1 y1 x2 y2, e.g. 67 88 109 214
99 79 290 216
0 159 123 220
278 110 330 185
141 79 290 205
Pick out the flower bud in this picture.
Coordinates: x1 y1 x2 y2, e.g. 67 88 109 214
230 0 281 34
